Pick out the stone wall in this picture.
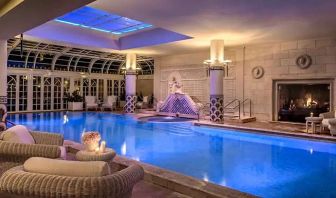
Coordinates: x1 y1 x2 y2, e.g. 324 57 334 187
154 37 336 121
137 79 153 97
154 51 237 105
236 38 336 120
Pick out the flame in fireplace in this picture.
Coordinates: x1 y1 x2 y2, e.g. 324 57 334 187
305 94 317 107
306 97 312 107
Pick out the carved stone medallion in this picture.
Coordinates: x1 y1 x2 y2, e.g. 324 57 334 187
296 54 312 69
252 66 264 79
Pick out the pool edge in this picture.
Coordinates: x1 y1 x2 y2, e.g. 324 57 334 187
114 155 255 198
66 143 256 198
194 121 336 143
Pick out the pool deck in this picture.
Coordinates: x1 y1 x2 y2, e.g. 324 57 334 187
194 119 336 142
134 111 336 142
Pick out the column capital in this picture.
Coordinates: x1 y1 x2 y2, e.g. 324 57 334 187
126 70 137 75
126 53 137 71
209 66 225 70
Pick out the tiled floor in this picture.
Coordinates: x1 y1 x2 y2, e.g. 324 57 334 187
133 181 190 198
0 182 188 198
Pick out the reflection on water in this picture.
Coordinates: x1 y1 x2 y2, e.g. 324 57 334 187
8 112 336 198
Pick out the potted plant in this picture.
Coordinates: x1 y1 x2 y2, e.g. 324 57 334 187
66 90 84 111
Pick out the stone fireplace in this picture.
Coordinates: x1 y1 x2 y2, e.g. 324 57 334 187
274 80 333 123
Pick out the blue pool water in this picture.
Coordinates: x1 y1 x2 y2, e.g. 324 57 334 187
8 112 336 197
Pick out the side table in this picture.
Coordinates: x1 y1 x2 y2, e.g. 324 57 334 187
305 117 323 134
76 148 116 162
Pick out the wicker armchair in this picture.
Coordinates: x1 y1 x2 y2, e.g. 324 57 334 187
0 164 144 198
0 131 63 175
0 104 7 131
319 111 335 130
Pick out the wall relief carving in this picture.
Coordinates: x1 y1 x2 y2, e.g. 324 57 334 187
296 54 312 69
252 66 264 79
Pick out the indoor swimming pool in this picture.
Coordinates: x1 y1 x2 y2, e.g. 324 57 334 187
8 112 336 197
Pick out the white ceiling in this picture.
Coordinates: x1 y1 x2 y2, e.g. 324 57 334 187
23 0 336 55
0 0 95 39
91 0 336 55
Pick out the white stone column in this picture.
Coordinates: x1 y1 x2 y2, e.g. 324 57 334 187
209 40 225 122
103 79 107 98
125 53 137 113
0 40 7 105
69 78 75 93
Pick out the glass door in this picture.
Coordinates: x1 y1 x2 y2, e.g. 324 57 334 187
33 76 42 111
7 75 17 112
43 77 52 110
19 75 28 111
53 77 62 110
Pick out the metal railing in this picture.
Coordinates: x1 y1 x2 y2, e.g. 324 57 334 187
224 99 241 119
195 98 252 121
241 98 252 117
197 102 210 121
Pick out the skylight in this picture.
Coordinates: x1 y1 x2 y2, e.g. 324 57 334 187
55 6 153 35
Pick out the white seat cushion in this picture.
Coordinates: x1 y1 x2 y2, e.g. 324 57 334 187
59 146 67 160
24 157 111 177
102 104 112 108
85 96 96 104
0 125 35 144
322 119 332 127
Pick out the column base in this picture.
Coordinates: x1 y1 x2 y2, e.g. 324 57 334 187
210 95 224 122
125 95 137 113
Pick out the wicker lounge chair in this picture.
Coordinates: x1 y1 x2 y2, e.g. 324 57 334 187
0 160 144 198
0 131 64 176
0 104 7 131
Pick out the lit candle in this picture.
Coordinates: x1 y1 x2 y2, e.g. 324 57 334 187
95 147 100 154
100 141 106 153
310 112 313 117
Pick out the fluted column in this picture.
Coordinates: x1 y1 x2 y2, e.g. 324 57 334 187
124 53 137 113
0 40 7 105
209 40 225 122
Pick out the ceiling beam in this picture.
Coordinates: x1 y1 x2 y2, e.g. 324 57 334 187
15 48 124 62
105 61 114 74
88 58 99 74
67 56 75 71
7 38 21 54
73 57 80 72
100 60 109 73
24 51 32 68
33 52 40 69
51 47 71 71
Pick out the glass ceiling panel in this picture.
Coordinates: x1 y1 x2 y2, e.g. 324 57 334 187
55 6 153 35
